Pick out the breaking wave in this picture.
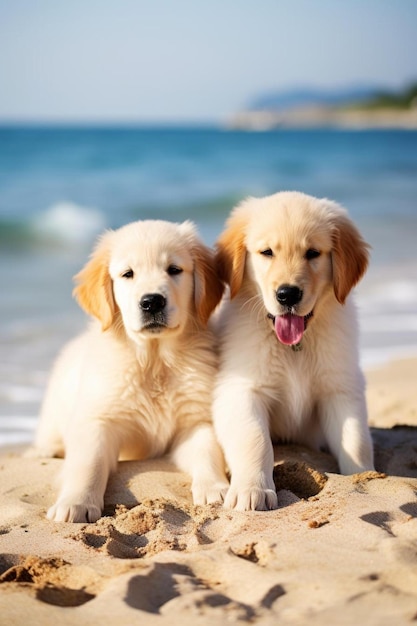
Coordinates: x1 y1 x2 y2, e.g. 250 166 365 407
0 202 107 250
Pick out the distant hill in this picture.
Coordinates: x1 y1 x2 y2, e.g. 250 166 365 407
348 82 417 110
227 83 417 130
248 86 379 112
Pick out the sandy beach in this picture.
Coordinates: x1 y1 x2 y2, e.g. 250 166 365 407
1 357 416 625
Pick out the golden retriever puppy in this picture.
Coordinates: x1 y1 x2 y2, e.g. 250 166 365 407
213 191 374 511
32 219 228 522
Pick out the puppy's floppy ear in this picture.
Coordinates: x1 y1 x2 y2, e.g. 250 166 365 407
73 232 116 331
331 213 370 304
193 242 225 326
215 206 248 298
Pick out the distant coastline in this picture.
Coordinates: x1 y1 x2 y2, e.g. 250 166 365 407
226 106 417 131
227 82 417 130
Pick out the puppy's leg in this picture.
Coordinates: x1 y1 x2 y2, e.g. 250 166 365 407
26 418 64 458
319 393 374 474
47 423 119 523
29 337 80 459
213 383 277 511
170 424 229 505
26 386 67 459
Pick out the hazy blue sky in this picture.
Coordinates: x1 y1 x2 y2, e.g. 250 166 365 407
1 0 416 122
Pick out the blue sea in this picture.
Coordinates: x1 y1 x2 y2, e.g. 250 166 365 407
1 126 417 446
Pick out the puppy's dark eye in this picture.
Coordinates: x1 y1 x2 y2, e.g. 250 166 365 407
260 248 274 257
121 269 134 279
305 249 321 261
167 265 183 276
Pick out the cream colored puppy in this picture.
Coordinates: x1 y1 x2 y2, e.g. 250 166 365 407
32 219 228 522
214 191 374 511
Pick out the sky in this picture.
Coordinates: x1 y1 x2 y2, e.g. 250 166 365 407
0 0 416 123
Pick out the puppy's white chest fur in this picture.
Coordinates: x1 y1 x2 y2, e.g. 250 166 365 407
267 339 317 442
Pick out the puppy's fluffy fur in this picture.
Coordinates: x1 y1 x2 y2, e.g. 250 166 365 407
33 220 228 522
213 191 374 511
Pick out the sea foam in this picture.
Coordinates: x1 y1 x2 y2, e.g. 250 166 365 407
31 202 106 245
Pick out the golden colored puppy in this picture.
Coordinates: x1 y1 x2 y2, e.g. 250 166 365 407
213 191 374 511
32 220 228 522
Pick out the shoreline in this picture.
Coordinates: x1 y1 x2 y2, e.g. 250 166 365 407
366 356 417 428
226 107 417 131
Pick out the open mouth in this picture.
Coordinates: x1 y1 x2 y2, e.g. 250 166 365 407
267 311 314 346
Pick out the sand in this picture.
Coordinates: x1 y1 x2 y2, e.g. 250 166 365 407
1 358 417 625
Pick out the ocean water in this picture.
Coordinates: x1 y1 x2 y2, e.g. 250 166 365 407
1 126 417 446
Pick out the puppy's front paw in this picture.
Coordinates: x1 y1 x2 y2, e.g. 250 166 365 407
224 485 278 511
47 499 102 523
192 480 230 506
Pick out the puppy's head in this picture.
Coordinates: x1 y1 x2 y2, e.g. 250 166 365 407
74 220 223 340
216 192 369 345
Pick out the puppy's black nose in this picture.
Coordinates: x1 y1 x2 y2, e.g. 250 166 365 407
276 284 303 307
140 293 167 314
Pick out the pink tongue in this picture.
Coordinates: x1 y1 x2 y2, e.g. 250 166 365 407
274 313 304 346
